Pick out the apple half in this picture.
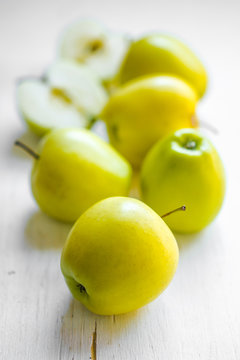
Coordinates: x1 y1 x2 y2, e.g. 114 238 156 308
17 79 87 136
58 19 130 81
46 60 108 118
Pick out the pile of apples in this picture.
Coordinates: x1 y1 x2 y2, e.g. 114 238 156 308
15 19 225 315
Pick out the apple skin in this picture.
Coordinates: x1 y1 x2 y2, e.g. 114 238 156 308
140 129 225 233
101 75 198 168
31 129 132 223
25 117 48 137
61 197 179 315
118 35 207 98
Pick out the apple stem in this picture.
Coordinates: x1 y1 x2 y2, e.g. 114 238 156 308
161 205 186 218
14 140 40 160
185 140 197 150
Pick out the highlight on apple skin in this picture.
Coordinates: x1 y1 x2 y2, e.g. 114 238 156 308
61 197 179 315
140 128 225 234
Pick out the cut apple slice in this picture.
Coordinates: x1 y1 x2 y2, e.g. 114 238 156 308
58 19 130 80
17 79 87 136
46 60 108 117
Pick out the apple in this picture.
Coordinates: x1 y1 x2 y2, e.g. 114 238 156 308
100 75 198 168
117 34 207 98
140 128 225 233
61 197 179 315
58 19 130 81
17 79 87 136
46 60 108 117
17 61 108 136
15 129 132 222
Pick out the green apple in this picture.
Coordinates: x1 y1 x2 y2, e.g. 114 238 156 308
117 34 207 98
58 19 130 81
100 75 198 168
15 129 132 222
61 197 179 315
17 79 87 136
140 129 225 233
46 60 108 117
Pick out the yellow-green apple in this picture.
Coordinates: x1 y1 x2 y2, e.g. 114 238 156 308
100 75 198 168
117 34 207 98
140 129 225 233
61 197 179 315
15 129 132 222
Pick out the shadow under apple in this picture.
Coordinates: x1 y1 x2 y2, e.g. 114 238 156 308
25 210 71 250
174 231 204 250
174 223 220 251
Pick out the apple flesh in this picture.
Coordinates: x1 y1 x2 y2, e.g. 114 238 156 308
61 197 179 315
58 19 130 81
31 128 132 222
46 60 108 117
140 129 225 233
17 79 87 136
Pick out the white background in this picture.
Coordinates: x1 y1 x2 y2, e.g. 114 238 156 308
1 0 240 359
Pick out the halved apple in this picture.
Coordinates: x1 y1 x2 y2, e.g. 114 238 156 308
17 79 87 136
46 60 108 117
58 19 130 81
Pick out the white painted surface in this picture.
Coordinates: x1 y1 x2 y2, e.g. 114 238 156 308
1 0 240 358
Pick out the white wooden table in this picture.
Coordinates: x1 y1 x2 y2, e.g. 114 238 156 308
1 0 240 358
